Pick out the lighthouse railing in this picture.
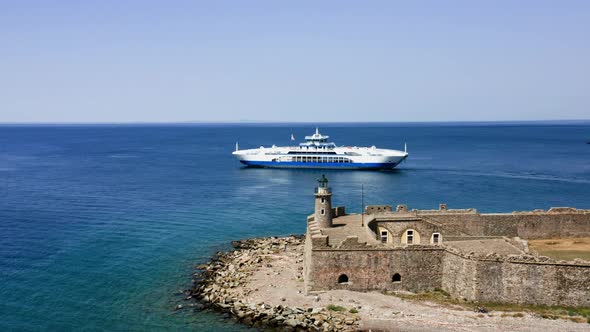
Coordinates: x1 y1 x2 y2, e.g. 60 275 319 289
315 187 332 194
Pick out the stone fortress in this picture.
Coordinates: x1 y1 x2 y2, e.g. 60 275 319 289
304 175 590 306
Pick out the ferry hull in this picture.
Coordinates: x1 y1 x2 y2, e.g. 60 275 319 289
239 160 403 170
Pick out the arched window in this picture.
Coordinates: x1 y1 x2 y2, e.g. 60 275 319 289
392 273 401 282
338 274 349 284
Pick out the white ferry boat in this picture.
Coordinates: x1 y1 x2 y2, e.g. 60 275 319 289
232 128 408 169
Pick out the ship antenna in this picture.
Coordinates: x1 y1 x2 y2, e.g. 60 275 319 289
235 141 239 152
404 142 407 153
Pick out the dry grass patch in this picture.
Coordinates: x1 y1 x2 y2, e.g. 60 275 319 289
528 237 590 261
501 312 525 318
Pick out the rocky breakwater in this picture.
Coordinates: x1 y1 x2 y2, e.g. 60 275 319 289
182 236 360 331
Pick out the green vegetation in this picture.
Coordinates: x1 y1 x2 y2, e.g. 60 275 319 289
387 289 590 324
326 304 346 312
501 312 524 318
349 308 358 314
534 250 590 261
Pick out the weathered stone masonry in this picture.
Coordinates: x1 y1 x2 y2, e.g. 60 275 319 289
441 249 590 306
304 175 590 307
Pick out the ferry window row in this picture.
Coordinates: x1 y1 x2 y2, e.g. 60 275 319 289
292 156 352 163
288 151 337 155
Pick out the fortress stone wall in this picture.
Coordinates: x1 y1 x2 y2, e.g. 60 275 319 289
305 208 590 306
415 208 590 239
305 233 445 293
304 176 590 307
442 249 590 306
306 227 590 306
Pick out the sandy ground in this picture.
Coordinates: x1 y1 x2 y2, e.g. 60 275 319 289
237 243 589 332
529 237 590 261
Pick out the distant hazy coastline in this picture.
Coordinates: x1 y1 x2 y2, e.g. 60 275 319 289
1 119 589 127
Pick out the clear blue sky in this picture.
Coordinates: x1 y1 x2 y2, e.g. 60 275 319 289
1 1 589 123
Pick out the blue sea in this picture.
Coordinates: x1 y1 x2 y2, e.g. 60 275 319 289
1 123 589 331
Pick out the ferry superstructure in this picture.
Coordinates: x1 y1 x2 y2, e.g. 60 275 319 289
232 129 408 169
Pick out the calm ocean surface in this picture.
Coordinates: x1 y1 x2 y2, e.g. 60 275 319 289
1 123 589 331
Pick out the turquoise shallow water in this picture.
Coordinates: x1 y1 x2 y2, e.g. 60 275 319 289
0 123 589 331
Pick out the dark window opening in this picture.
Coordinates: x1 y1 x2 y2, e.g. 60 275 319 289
392 273 401 282
338 274 349 284
433 233 440 244
288 151 337 155
407 230 414 244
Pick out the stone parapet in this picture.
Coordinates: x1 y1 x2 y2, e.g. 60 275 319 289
365 205 392 214
442 248 590 306
443 245 590 266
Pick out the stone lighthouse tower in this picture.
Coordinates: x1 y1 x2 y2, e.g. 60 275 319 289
314 174 333 228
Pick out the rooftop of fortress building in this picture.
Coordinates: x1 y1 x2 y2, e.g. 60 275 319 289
309 176 589 252
308 200 589 253
317 214 377 247
309 211 528 255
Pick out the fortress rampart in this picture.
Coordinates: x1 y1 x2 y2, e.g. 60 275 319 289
303 176 590 307
416 208 590 239
442 249 590 306
306 217 590 306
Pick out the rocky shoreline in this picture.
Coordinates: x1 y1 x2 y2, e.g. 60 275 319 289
180 236 360 331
